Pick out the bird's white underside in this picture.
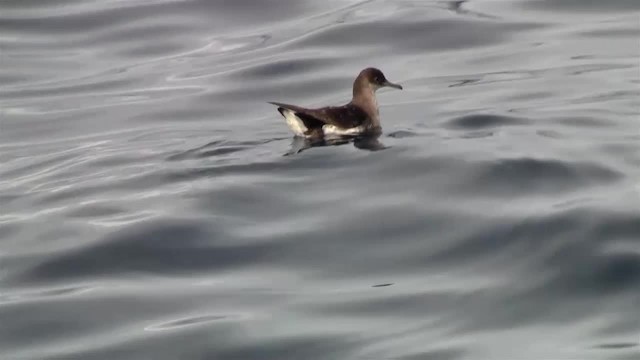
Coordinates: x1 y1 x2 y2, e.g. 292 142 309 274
282 109 365 138
282 109 307 136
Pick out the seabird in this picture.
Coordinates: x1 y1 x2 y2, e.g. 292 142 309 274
269 67 402 138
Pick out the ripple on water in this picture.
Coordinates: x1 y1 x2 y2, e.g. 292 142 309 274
0 285 94 304
207 34 271 56
145 314 242 331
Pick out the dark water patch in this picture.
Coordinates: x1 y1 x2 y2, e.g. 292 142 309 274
215 75 346 103
308 291 460 318
0 222 20 243
555 116 617 128
581 27 640 38
444 0 497 20
215 335 360 360
387 130 419 138
241 211 473 280
459 130 494 139
190 0 317 21
198 146 249 158
372 283 394 288
11 219 282 285
536 129 564 139
594 342 638 349
422 211 584 268
0 73 33 87
587 211 640 243
544 252 640 296
0 3 198 35
191 181 308 221
515 211 640 297
0 22 205 59
418 209 640 288
90 22 203 47
234 57 339 81
468 157 622 195
168 145 250 160
503 90 552 102
524 0 640 12
399 348 466 360
293 19 543 52
116 41 192 59
0 301 96 351
446 114 529 129
0 193 23 207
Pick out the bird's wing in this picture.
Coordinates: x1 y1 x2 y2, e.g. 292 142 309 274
269 102 367 129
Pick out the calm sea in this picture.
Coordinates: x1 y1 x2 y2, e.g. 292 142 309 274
1 0 639 359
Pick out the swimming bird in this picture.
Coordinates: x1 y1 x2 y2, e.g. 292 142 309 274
269 67 402 138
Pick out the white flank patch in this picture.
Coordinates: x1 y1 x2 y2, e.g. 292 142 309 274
322 124 365 137
282 109 308 136
282 109 365 138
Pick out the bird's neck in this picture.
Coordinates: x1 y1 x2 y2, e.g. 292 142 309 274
352 86 380 127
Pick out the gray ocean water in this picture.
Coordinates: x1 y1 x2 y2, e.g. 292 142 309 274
1 1 640 359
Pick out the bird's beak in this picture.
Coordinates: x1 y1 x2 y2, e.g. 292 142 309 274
383 80 403 90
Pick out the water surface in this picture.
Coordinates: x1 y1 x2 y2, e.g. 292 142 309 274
1 0 639 359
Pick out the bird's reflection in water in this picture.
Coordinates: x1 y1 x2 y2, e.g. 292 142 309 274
285 131 386 156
